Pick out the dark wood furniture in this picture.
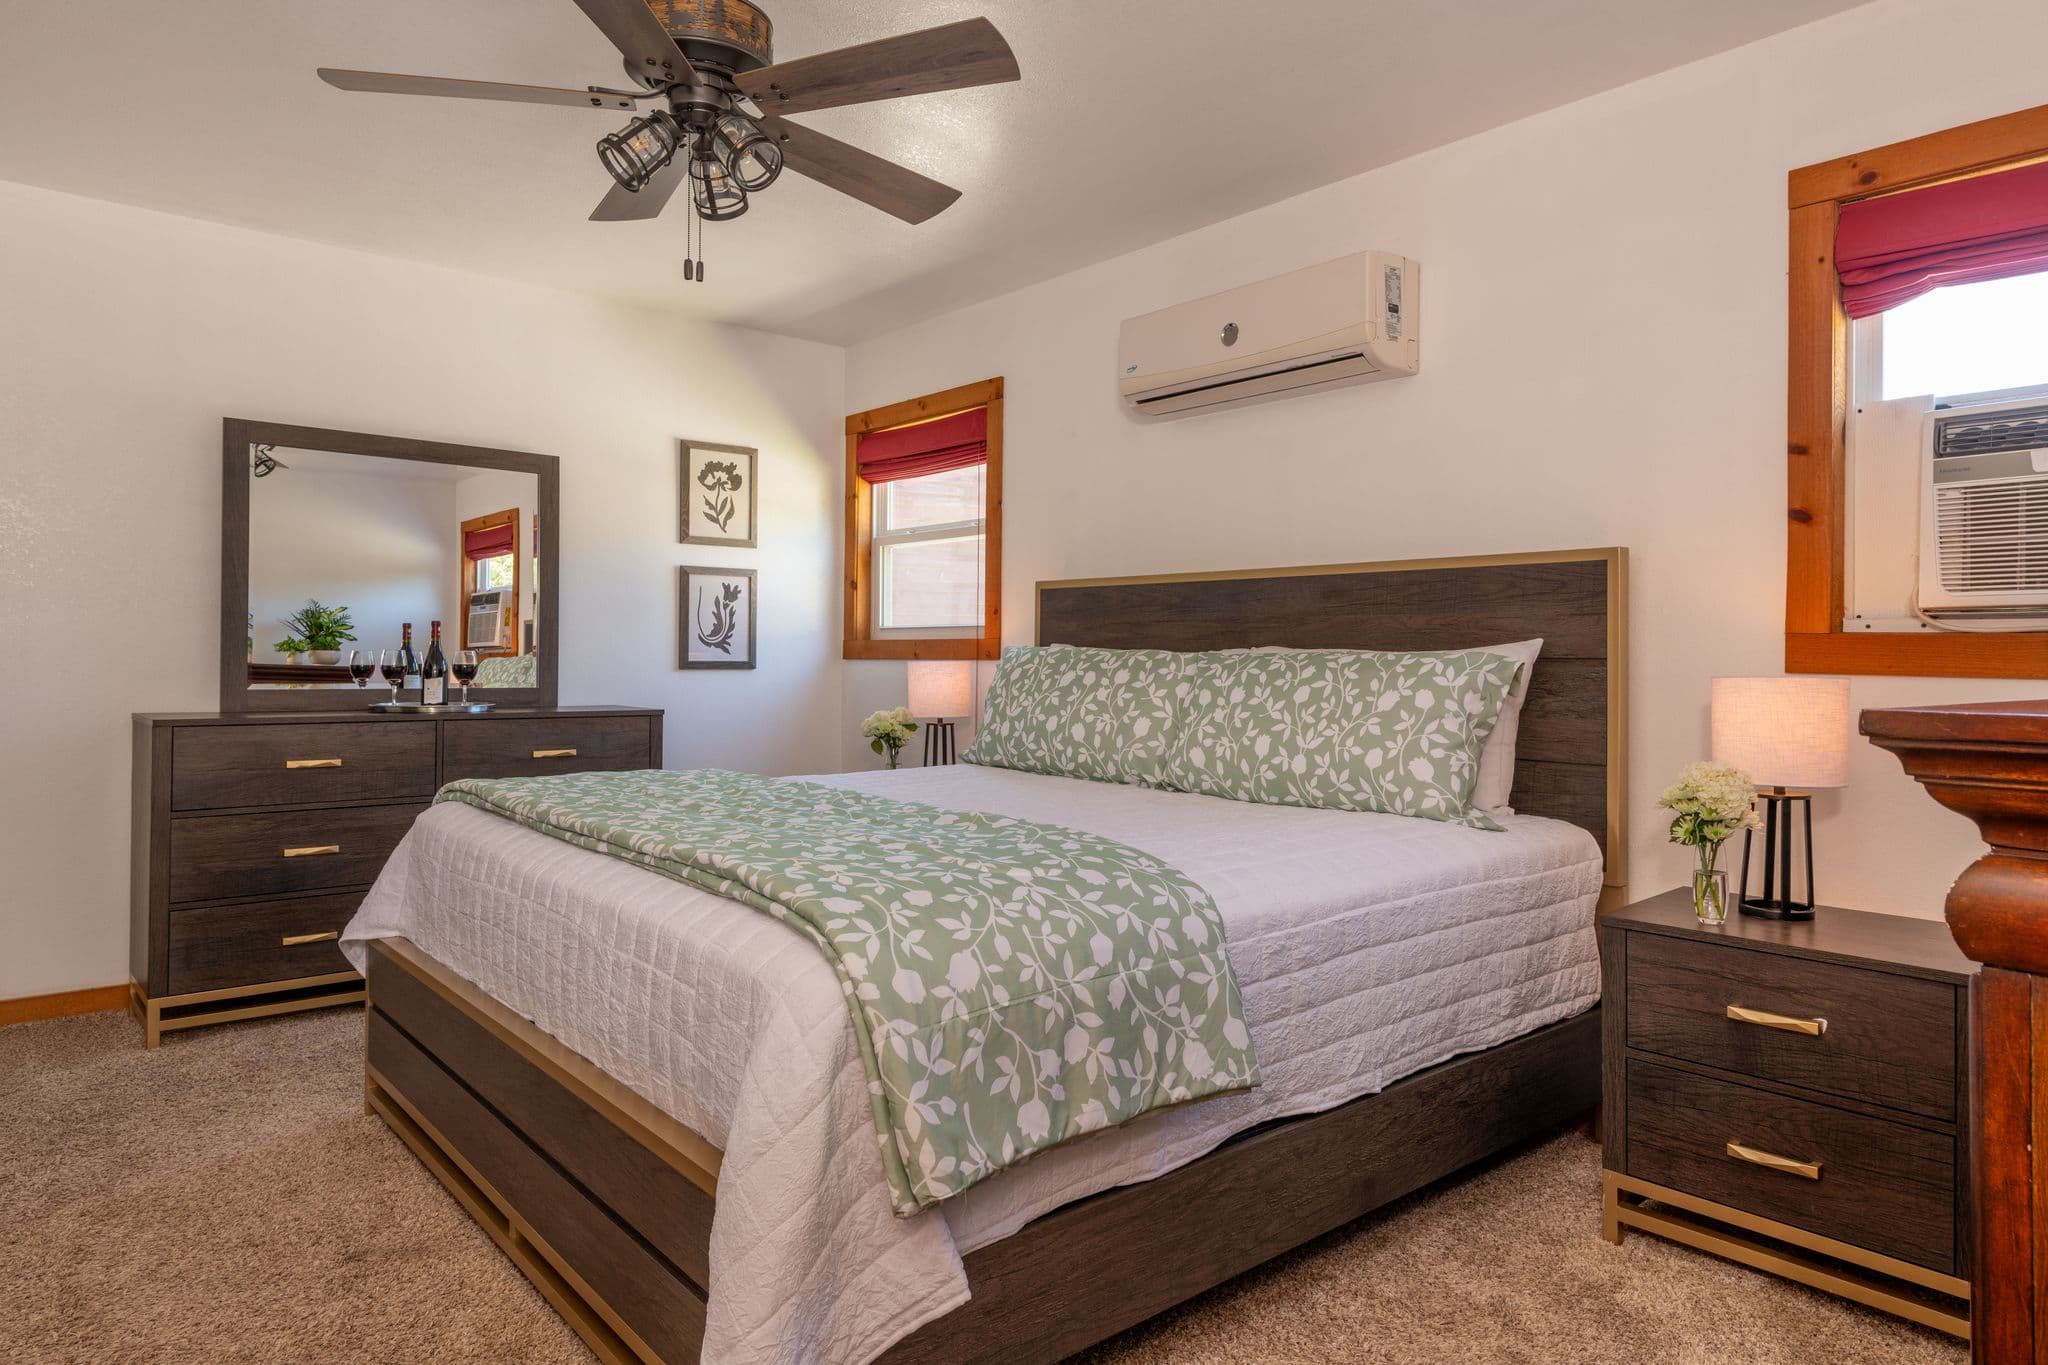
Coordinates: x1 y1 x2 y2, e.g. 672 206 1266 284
221 418 561 712
131 706 662 1046
365 548 1626 1363
1862 699 2048 1363
1600 887 1973 1338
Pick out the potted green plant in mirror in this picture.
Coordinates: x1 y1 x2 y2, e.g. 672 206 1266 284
860 707 919 770
1656 760 1762 926
274 636 308 665
278 600 356 665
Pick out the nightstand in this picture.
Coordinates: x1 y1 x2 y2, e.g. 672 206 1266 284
1599 888 1974 1337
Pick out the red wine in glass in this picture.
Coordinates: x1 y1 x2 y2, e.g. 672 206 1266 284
378 647 406 704
451 651 480 705
348 648 377 688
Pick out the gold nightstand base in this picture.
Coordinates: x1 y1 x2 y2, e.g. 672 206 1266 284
1603 1172 1969 1339
130 972 365 1048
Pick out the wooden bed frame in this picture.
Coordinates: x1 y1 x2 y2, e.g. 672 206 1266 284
363 547 1629 1363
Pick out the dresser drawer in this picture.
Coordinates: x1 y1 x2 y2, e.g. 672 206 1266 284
172 722 437 811
166 893 361 994
1625 1059 1957 1274
168 803 426 904
442 716 654 780
1625 932 1958 1121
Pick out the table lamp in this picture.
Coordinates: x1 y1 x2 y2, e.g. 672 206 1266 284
1710 676 1851 920
907 660 974 767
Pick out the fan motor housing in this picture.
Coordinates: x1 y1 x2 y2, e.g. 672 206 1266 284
647 0 774 73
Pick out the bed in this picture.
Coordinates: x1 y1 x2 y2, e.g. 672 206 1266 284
349 548 1628 1364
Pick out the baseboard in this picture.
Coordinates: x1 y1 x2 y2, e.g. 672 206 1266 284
0 983 130 1028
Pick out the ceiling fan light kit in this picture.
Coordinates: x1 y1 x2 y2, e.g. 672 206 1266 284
316 0 1019 283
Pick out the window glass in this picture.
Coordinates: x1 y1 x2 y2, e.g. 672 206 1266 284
1881 271 2048 399
874 464 985 631
475 553 515 591
881 464 983 530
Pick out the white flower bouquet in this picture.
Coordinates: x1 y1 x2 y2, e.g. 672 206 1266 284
861 707 920 770
1656 760 1762 923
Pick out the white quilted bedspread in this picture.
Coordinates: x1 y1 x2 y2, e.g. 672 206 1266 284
343 764 1601 1364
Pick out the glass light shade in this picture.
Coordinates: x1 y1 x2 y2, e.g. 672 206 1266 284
689 151 748 220
711 112 783 193
907 660 974 719
596 111 682 192
1710 676 1852 790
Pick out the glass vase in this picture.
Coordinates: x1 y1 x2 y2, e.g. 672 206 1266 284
1692 864 1730 926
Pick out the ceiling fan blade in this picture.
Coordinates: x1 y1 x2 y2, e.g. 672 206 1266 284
736 17 1018 116
763 117 961 225
318 68 646 110
569 0 697 88
589 154 688 221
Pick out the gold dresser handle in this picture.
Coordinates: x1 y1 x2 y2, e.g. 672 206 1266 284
284 758 344 769
281 844 341 858
532 748 578 759
1726 1141 1822 1180
1726 1004 1827 1036
281 931 341 946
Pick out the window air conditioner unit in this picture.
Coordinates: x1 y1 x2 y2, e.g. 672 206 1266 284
1919 395 2048 615
466 588 514 650
1116 251 1420 417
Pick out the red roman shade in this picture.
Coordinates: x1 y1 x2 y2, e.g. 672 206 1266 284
1836 158 2048 318
857 407 988 485
464 522 516 560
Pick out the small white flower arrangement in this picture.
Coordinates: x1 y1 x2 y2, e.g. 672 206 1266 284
1657 760 1763 922
861 707 920 770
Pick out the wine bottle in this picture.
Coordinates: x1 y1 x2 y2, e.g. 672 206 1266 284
420 620 448 706
399 623 420 692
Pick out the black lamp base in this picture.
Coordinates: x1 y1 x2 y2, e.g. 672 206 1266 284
921 719 958 767
1737 788 1816 919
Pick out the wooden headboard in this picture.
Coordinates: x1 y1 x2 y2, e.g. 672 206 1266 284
1035 548 1628 899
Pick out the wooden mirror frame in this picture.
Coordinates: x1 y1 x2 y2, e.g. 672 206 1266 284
1786 101 2048 679
221 418 561 711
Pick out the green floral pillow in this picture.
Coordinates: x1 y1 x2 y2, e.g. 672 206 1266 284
1161 648 1525 829
963 645 1190 786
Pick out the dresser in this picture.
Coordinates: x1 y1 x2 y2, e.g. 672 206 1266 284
130 706 663 1046
1599 888 1973 1338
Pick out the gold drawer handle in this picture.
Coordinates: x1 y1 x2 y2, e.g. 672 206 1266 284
284 758 344 769
1726 1140 1822 1181
282 844 341 858
1726 1004 1827 1037
532 747 578 759
281 931 341 946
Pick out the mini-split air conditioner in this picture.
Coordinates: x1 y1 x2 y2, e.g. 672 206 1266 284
1116 251 1420 417
1918 395 2048 616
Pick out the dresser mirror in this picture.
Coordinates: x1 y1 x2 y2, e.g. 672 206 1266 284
221 419 559 711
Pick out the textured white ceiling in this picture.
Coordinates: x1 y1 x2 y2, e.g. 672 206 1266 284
0 0 1864 343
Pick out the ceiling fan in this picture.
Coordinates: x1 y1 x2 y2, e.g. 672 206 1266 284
318 0 1019 279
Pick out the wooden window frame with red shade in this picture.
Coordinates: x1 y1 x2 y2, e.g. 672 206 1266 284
1787 101 2048 678
844 377 1004 662
459 507 520 656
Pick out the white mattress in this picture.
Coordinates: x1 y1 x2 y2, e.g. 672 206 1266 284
343 765 1602 1365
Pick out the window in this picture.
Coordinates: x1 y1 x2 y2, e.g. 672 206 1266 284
459 509 521 654
844 378 1003 660
1874 272 2048 402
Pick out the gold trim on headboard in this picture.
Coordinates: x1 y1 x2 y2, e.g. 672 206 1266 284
1034 547 1629 901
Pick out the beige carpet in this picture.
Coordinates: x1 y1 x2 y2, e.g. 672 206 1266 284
1 1008 1964 1365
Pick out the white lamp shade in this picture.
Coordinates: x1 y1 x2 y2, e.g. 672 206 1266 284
907 660 974 719
1710 676 1852 790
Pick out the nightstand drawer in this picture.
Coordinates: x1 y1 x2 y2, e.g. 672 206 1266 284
168 804 427 904
172 722 437 811
1625 932 1958 1121
1625 1059 1957 1274
166 894 361 994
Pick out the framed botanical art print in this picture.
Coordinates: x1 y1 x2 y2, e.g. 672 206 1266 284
679 565 757 669
680 440 757 548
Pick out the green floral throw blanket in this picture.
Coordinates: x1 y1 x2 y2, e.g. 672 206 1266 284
435 768 1261 1213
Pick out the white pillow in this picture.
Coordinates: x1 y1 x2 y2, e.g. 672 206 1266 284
1471 638 1543 815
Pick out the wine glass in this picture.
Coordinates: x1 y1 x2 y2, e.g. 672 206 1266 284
452 650 480 706
347 648 377 690
378 648 406 706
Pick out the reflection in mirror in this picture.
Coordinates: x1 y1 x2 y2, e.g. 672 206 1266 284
246 445 542 691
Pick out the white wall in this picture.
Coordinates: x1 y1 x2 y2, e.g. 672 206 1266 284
0 180 845 998
845 0 2048 921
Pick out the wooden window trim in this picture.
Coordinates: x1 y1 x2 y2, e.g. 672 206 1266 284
1786 101 2048 678
844 377 1004 661
459 508 520 657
